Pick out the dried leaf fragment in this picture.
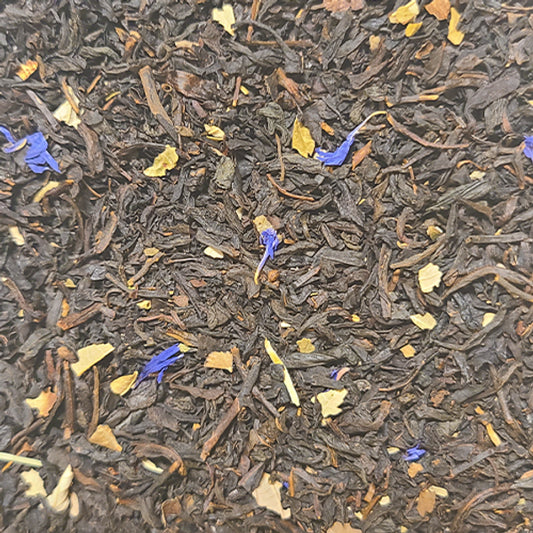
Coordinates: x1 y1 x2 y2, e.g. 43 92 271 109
417 487 436 517
424 0 450 20
296 338 315 353
16 59 38 80
46 464 73 513
448 7 465 45
327 522 362 533
252 473 291 519
264 338 300 406
143 145 178 177
110 372 138 396
89 424 122 452
389 0 419 25
204 124 225 141
71 343 115 377
212 4 235 36
21 469 47 498
25 388 57 417
205 351 233 372
292 118 315 158
410 312 437 330
418 263 442 293
316 388 347 418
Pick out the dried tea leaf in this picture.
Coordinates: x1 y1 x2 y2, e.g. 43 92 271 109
53 98 81 129
389 0 419 25
89 424 122 452
204 124 225 141
21 469 47 498
252 473 291 519
143 145 178 177
405 22 422 37
9 226 25 246
16 59 38 80
25 388 57 417
316 388 348 418
212 4 235 36
410 312 437 330
297 338 315 353
424 0 450 20
264 338 300 406
204 246 224 259
408 462 424 478
71 343 115 377
327 522 362 533
292 118 315 158
417 488 436 517
33 181 60 203
205 350 233 372
110 372 138 396
482 312 496 327
418 263 442 293
448 7 465 45
400 344 416 358
46 464 73 513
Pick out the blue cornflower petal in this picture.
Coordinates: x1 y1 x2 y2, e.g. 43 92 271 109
315 111 386 167
330 368 339 380
0 126 60 173
524 136 533 163
135 343 183 386
254 227 280 284
403 444 426 462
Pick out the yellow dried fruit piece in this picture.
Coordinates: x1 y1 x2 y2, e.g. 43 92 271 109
482 313 496 327
253 215 273 234
88 424 122 452
21 469 47 498
71 343 115 377
292 118 315 158
9 226 25 246
110 372 138 396
46 465 73 513
400 344 416 358
296 338 315 353
405 22 422 37
143 145 178 177
265 338 300 406
448 7 465 45
33 181 60 203
418 263 442 293
205 350 234 372
316 388 348 418
204 124 225 141
25 388 57 417
16 59 38 80
389 0 419 25
212 4 235 36
428 485 449 498
204 246 224 259
410 312 437 330
252 473 291 519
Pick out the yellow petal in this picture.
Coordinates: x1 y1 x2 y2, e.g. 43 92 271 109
389 0 419 25
25 388 57 417
212 4 235 36
204 246 224 259
252 473 291 519
53 100 81 129
448 7 465 45
405 22 423 37
33 181 61 203
316 388 347 418
16 59 38 81
482 312 496 327
292 118 315 158
110 372 138 396
204 124 226 141
410 312 437 330
46 464 73 513
296 338 315 353
21 469 47 498
9 226 25 246
205 350 234 372
418 263 442 293
264 338 300 406
143 145 178 177
71 343 115 377
400 344 416 358
88 424 122 452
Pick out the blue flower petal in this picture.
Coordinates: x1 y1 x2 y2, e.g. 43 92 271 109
136 343 183 386
255 228 280 283
0 125 16 144
315 136 356 166
403 444 426 462
524 136 533 163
